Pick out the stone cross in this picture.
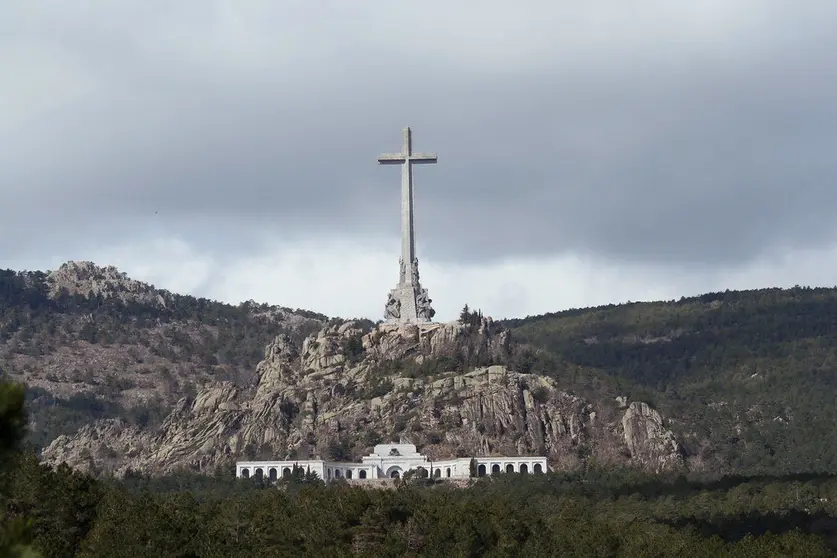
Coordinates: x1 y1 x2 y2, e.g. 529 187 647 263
378 127 437 323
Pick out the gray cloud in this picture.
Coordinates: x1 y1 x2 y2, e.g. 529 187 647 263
3 2 837 270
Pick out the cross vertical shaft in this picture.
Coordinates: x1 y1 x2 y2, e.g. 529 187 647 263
401 127 416 281
378 127 437 323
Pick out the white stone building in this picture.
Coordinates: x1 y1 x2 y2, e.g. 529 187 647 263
236 443 548 482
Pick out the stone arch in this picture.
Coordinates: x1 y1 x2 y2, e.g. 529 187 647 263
491 464 500 474
269 468 278 481
534 463 543 474
255 468 263 478
241 468 250 479
386 466 403 479
283 467 291 477
327 468 332 479
446 467 451 478
506 463 515 473
520 463 528 473
477 464 487 477
334 469 342 478
418 467 429 478
346 470 353 479
434 468 441 478
359 470 367 479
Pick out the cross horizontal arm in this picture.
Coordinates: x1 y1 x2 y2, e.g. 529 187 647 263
378 154 406 164
410 153 437 163
377 153 438 165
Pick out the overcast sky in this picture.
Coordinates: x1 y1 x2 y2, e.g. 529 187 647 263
3 1 837 321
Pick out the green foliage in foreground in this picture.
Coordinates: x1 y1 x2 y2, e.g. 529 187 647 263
4 454 837 556
0 381 39 557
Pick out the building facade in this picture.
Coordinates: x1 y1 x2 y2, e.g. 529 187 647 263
236 443 548 482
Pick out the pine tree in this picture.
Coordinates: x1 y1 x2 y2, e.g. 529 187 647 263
0 381 40 557
351 507 387 556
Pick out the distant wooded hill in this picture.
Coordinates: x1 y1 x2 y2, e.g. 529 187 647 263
502 286 837 474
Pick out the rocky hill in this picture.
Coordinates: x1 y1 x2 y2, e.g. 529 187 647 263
40 317 683 477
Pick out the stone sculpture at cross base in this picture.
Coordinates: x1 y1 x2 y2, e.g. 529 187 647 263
384 292 401 319
378 127 437 324
384 264 436 322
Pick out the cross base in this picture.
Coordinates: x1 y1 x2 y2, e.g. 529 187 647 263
384 283 435 324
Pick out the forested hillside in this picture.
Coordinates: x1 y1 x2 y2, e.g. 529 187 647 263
0 263 327 450
5 447 837 556
503 286 837 475
4 261 837 479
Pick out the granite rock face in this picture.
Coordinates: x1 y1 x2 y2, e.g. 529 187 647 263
621 402 684 472
47 261 168 307
42 318 684 477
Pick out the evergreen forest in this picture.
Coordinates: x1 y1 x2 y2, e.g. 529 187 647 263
2 379 837 556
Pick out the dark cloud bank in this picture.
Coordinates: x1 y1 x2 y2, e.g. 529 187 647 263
2 3 837 270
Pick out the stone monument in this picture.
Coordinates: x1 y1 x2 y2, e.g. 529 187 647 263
378 127 436 324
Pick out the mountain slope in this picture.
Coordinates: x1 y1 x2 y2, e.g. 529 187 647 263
503 286 837 474
0 261 327 450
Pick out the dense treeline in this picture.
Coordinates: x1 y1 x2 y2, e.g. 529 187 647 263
5 453 837 555
503 286 837 476
3 380 837 555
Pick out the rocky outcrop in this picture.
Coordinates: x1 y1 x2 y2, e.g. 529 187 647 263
621 402 683 472
41 318 683 477
364 319 510 362
47 261 168 307
44 420 149 476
